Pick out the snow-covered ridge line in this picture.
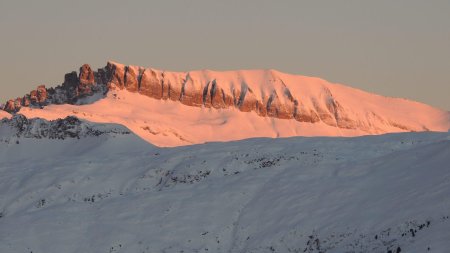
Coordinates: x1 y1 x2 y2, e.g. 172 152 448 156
0 114 130 141
2 61 450 136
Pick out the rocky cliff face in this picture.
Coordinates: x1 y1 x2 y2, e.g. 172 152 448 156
104 62 358 129
103 62 406 132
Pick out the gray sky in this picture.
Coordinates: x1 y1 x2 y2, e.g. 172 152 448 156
1 0 449 110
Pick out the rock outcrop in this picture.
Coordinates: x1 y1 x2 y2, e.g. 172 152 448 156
3 64 108 113
3 85 48 113
0 114 130 140
78 64 95 96
4 100 17 113
79 64 95 86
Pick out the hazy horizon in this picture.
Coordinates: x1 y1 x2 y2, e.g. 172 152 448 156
1 0 449 110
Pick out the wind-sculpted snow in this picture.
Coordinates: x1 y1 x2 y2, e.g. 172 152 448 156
0 129 449 253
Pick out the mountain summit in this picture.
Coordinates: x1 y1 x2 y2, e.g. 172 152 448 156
2 62 449 146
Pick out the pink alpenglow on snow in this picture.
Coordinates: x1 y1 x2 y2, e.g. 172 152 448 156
5 61 450 146
0 110 11 120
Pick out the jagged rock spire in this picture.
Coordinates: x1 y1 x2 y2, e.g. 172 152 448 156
2 64 107 113
79 64 95 86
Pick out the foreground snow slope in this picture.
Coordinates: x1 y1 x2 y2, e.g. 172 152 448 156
0 126 449 252
18 89 450 147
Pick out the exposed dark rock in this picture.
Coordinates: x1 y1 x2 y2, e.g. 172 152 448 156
63 71 79 88
0 114 130 139
22 96 30 107
4 100 17 113
36 85 47 104
2 64 107 113
94 68 108 85
78 64 95 96
29 90 38 104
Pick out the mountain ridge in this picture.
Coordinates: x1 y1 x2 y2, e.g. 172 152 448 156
0 114 131 142
2 61 449 146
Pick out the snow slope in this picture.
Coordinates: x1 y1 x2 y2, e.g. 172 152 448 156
0 110 11 119
0 124 449 253
17 89 450 147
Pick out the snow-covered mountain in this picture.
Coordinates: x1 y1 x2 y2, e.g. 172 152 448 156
1 62 449 253
0 116 449 253
3 62 449 146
